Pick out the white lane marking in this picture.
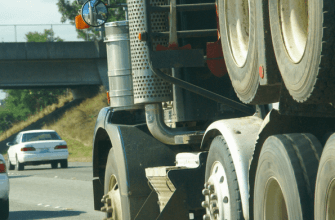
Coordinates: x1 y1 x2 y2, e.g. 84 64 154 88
37 203 43 206
45 205 50 207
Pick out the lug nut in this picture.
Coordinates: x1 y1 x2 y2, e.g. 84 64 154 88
107 207 113 213
203 214 211 220
102 195 108 200
201 201 209 208
204 182 209 189
207 184 215 191
202 189 210 195
212 201 217 208
101 206 107 212
101 198 106 203
210 194 217 200
213 207 219 215
223 196 229 203
106 198 112 205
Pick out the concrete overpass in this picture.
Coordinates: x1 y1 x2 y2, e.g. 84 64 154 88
0 41 108 93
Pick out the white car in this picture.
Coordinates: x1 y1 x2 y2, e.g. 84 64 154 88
7 130 69 171
0 154 9 220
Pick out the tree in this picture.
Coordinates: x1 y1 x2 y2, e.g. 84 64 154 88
25 29 64 42
57 0 126 41
0 31 67 130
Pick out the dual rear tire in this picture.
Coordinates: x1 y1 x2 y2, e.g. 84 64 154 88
219 0 335 104
205 133 323 220
315 133 335 220
254 133 322 219
269 0 335 103
218 0 280 104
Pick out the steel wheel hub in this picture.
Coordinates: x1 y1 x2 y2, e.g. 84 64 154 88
278 0 308 63
202 161 231 220
101 175 122 220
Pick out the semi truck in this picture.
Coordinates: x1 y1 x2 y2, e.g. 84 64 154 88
76 0 335 219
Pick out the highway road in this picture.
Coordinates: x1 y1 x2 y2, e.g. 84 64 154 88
8 162 105 220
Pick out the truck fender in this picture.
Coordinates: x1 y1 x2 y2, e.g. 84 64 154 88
201 116 263 220
92 107 177 218
92 107 112 211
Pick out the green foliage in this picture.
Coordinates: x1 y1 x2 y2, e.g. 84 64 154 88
57 0 126 41
26 29 64 42
0 29 67 134
3 89 66 121
0 109 14 133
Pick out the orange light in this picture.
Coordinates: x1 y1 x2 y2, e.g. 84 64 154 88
138 32 142 41
107 91 110 105
75 15 90 30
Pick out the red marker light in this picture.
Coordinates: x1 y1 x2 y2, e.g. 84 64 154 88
21 147 36 151
259 65 264 79
0 160 6 173
55 145 67 149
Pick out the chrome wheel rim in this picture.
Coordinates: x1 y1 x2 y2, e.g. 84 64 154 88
264 178 288 220
102 174 122 220
278 0 308 63
226 0 250 67
203 161 230 220
326 178 335 220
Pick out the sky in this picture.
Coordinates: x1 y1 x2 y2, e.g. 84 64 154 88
0 0 82 42
0 0 82 99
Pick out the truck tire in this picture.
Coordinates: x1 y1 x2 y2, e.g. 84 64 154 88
315 133 335 220
254 133 322 220
204 136 243 220
103 148 126 220
218 0 279 104
269 0 335 103
15 155 24 171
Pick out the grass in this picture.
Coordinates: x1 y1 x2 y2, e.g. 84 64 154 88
42 92 107 162
0 94 73 142
1 91 108 162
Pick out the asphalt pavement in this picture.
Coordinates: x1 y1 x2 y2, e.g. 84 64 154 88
8 162 105 220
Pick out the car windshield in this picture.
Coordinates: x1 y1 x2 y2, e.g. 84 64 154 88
22 132 61 143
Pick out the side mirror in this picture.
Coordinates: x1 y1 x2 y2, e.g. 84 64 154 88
82 0 108 27
6 142 13 147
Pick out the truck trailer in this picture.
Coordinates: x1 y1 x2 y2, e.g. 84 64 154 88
77 0 335 219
